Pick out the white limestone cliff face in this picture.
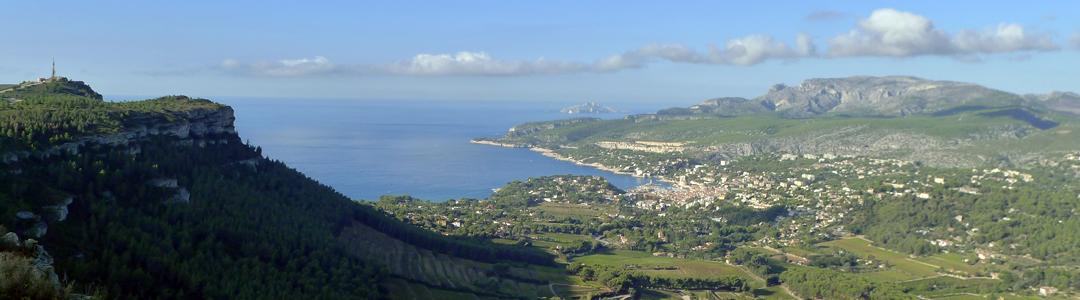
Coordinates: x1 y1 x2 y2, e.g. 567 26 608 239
756 76 1003 118
4 107 236 162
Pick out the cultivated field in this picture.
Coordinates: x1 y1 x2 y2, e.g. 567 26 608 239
819 237 939 279
913 253 986 276
340 222 568 299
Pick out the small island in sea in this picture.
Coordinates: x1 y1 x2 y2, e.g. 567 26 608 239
559 102 628 114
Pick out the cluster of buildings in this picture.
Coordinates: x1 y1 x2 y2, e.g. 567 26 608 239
619 152 1042 250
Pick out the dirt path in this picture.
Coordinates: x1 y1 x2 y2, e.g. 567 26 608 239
905 258 940 269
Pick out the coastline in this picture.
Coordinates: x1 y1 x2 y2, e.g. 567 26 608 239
472 139 679 188
469 139 529 148
526 148 678 186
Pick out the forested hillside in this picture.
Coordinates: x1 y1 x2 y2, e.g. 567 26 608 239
0 80 553 300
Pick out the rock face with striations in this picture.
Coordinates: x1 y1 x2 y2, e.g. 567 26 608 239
756 76 1019 118
8 105 236 161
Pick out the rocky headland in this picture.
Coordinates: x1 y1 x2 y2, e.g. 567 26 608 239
560 102 628 114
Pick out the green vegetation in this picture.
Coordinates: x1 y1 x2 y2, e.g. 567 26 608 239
8 79 1080 299
0 79 225 150
0 83 561 300
819 238 939 277
0 226 75 300
780 267 914 299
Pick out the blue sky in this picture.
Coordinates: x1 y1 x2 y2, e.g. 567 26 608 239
3 0 1079 104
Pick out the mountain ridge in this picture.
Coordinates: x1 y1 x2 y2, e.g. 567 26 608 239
478 75 1080 168
645 75 1074 120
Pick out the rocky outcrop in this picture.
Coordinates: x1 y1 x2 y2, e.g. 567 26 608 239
1024 91 1080 115
502 117 599 138
756 76 1016 118
596 141 687 153
4 106 235 162
469 139 531 148
560 102 628 114
0 231 61 289
149 178 191 204
12 197 75 239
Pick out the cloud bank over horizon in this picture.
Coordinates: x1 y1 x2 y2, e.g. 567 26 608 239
1070 29 1080 50
216 8 1067 77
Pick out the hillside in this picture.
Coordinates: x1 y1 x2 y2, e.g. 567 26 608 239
0 80 556 300
478 76 1079 168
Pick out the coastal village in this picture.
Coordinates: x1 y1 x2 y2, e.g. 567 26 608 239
373 141 1080 298
377 144 1064 261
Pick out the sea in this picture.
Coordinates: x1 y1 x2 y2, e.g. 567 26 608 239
193 97 677 202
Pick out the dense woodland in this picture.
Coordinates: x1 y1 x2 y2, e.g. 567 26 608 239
780 267 914 299
0 82 553 300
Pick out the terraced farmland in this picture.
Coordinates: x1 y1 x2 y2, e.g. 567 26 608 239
339 222 561 299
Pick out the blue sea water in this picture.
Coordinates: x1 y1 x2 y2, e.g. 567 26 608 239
209 97 675 202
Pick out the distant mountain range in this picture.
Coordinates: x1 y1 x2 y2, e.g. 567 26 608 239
656 76 1080 119
478 76 1080 168
560 102 628 114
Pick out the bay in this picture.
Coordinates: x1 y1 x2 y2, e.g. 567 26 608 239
211 97 674 202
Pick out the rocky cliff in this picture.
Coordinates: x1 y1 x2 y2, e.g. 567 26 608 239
628 76 1055 120
502 117 600 138
4 106 236 162
757 76 1018 118
2 101 237 241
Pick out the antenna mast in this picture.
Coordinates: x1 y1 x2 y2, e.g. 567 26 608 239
52 59 56 78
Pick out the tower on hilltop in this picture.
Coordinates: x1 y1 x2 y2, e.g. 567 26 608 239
51 59 56 79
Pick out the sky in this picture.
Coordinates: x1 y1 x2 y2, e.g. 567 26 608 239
3 0 1079 105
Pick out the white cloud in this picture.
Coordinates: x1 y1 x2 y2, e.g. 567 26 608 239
220 56 338 77
796 32 817 57
1071 30 1080 50
591 34 811 72
952 24 1058 53
827 8 1059 58
827 9 950 57
384 52 586 76
215 9 1068 78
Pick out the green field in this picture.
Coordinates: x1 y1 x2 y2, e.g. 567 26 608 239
914 253 986 276
638 289 684 300
575 249 753 280
532 202 618 219
819 237 939 279
901 276 1001 297
574 248 690 267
